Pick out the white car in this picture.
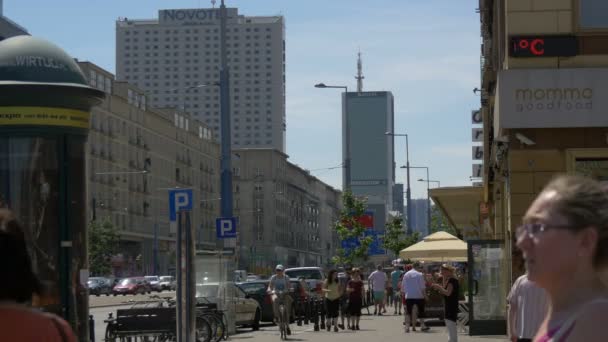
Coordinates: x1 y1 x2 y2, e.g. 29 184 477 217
196 282 261 330
144 276 162 292
284 267 326 298
159 275 176 291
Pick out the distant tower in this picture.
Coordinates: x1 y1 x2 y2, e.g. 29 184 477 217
211 0 217 8
355 51 365 93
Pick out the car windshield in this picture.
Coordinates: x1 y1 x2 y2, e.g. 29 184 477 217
145 276 159 282
238 283 267 294
284 270 323 280
159 276 172 282
119 278 135 286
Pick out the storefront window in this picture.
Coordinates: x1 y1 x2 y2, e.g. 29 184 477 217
580 0 608 29
574 158 608 181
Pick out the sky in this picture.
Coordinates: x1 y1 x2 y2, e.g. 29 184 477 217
3 0 481 199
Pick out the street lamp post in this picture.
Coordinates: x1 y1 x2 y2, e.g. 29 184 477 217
418 178 440 235
315 83 350 190
387 132 412 234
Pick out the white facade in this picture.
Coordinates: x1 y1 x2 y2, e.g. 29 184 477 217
116 8 286 152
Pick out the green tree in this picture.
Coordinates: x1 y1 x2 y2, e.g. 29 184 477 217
382 216 420 257
89 219 120 276
429 204 461 237
332 191 373 267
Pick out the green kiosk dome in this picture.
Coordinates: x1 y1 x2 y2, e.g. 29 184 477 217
0 35 104 341
0 35 104 131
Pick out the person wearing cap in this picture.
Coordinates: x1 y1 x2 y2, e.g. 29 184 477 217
401 262 430 332
267 264 292 335
431 264 460 342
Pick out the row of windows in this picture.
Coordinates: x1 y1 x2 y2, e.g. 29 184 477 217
125 27 273 35
124 34 273 42
125 56 272 64
127 49 273 58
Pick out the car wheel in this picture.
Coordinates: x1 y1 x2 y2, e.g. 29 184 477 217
252 309 260 331
95 293 100 297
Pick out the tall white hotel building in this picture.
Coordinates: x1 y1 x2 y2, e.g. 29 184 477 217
116 7 286 151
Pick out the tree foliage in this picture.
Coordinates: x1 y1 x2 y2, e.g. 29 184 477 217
89 219 120 276
332 191 373 267
382 216 420 257
429 204 461 237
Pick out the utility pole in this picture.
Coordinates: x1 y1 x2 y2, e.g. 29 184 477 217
219 0 232 250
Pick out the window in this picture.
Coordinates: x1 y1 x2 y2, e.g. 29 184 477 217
580 0 608 29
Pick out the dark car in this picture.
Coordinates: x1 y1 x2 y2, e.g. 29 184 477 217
237 279 310 323
87 277 113 296
113 277 151 295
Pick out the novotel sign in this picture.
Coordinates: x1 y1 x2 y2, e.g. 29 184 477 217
510 35 578 58
159 8 237 24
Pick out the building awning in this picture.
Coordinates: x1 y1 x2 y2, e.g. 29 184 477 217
429 186 483 235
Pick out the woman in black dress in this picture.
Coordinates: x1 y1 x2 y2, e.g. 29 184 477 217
346 268 364 331
431 264 459 342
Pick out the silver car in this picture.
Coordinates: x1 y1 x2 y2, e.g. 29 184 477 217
159 275 176 291
144 276 162 292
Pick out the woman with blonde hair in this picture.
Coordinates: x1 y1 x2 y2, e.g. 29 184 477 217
517 175 608 341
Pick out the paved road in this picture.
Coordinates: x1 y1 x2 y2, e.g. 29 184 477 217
91 305 507 342
234 314 507 342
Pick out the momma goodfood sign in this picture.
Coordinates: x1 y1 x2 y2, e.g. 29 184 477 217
498 69 608 128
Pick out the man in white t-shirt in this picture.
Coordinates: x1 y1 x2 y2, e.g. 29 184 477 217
401 262 429 332
507 273 549 342
368 265 388 315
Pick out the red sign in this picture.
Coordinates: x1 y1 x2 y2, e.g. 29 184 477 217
342 212 374 229
510 35 577 57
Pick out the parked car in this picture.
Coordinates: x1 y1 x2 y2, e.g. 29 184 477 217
159 275 176 291
284 267 326 298
87 277 113 296
237 279 308 323
113 277 151 295
246 274 260 282
196 282 261 330
144 276 162 292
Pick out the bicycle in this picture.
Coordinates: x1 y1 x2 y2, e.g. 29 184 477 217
271 290 290 340
196 296 228 342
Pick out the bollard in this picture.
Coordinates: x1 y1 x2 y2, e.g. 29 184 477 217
297 298 303 326
319 299 326 330
304 298 310 325
89 315 95 342
313 299 320 331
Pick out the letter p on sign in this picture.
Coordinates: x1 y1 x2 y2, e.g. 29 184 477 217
216 217 237 239
168 189 193 221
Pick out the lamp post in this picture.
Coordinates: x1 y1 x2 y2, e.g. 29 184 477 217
387 132 412 234
315 83 350 190
418 178 440 236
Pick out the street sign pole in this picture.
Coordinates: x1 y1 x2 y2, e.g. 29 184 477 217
168 188 194 342
176 211 195 342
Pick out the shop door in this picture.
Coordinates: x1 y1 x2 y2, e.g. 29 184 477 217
467 240 507 335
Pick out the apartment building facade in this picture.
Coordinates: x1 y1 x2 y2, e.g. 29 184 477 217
231 149 341 275
79 61 220 277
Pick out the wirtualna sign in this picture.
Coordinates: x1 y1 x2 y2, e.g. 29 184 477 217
498 69 608 129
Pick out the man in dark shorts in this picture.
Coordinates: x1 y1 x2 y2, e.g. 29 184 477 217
401 262 429 332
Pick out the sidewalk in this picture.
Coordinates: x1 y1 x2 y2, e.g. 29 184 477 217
233 313 508 342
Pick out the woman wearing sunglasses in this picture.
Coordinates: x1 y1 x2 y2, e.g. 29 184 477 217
516 175 608 342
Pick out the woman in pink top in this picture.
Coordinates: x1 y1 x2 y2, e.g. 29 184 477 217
516 175 608 342
0 209 77 341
